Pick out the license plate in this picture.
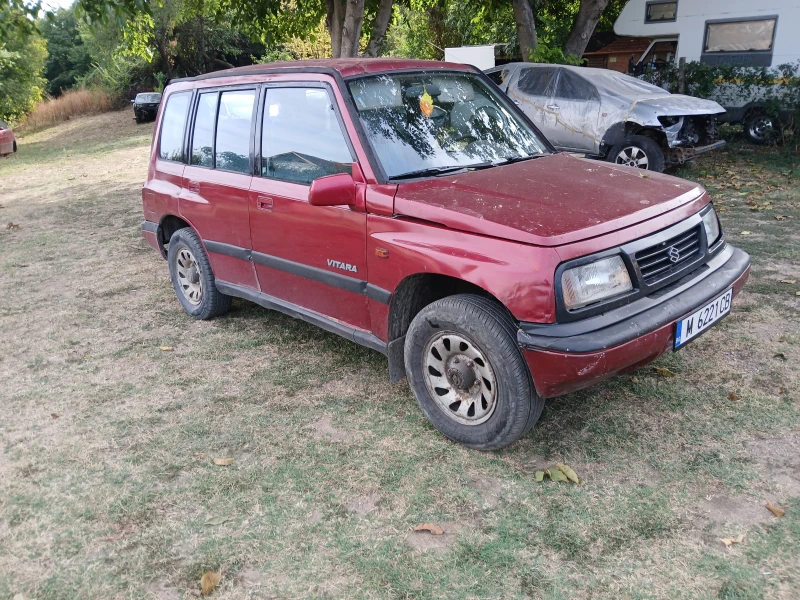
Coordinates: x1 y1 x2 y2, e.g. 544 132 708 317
674 288 733 349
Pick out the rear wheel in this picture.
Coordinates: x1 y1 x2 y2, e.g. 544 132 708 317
608 135 665 172
404 294 544 450
744 112 775 145
167 227 231 320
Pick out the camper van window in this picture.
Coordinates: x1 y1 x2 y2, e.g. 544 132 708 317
645 1 677 23
704 18 776 53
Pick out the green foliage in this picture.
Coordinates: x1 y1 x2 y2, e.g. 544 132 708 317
39 8 93 96
0 11 48 123
529 42 583 65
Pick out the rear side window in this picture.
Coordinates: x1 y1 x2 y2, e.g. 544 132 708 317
215 90 255 174
261 87 353 185
190 92 218 168
556 70 600 101
518 67 558 97
159 92 191 161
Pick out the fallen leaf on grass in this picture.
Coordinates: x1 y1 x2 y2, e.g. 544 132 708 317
213 457 234 466
159 346 173 352
778 387 787 395
720 533 745 547
766 503 785 517
728 392 740 401
796 291 800 297
51 412 59 419
413 523 444 535
204 515 234 526
6 222 20 230
200 571 221 596
653 366 676 378
546 468 568 482
775 215 789 221
779 279 797 284
556 463 581 484
773 353 787 361
740 231 751 235
630 376 640 383
535 471 544 482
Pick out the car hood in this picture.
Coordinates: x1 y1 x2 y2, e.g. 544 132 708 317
392 153 706 247
628 93 725 116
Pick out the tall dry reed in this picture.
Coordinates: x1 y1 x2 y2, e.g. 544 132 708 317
21 89 117 132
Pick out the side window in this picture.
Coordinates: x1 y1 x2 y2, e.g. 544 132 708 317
261 87 353 186
517 67 558 97
215 89 255 174
556 70 600 102
190 92 218 168
645 1 677 23
158 91 191 162
487 70 508 86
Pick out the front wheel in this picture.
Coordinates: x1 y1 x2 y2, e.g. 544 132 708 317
167 227 231 320
607 135 665 172
404 294 544 450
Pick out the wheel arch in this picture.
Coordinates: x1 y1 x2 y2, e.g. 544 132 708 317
156 214 193 259
600 121 667 156
385 272 514 381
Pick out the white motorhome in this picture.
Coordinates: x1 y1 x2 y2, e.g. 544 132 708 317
614 0 800 142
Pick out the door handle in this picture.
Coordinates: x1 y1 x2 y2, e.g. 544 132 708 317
187 180 200 193
546 104 560 110
256 195 273 211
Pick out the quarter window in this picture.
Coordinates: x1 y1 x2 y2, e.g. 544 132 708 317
215 89 255 174
158 91 191 162
261 87 353 185
190 92 218 168
704 18 776 53
645 1 677 23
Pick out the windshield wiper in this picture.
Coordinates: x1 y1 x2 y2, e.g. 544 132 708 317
390 162 495 180
495 154 547 166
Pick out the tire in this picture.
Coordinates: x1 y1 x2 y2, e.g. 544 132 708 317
167 227 231 320
404 294 544 451
743 112 775 145
607 135 665 172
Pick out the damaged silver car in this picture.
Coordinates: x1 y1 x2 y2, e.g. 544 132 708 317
486 63 726 172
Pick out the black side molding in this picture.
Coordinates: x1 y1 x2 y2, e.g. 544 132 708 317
205 239 392 305
215 280 388 356
518 245 750 354
141 220 159 234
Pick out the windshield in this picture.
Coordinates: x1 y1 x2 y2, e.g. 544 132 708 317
347 71 549 179
136 93 162 103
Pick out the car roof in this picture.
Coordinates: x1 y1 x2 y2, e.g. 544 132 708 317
172 58 477 83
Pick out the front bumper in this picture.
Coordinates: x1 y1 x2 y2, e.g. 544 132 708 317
666 140 726 166
519 244 750 398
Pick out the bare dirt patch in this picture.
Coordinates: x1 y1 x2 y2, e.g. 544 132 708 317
345 492 381 518
747 435 800 497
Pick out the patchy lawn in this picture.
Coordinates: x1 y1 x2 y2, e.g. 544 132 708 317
0 110 798 600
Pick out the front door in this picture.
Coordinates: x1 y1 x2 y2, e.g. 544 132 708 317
548 68 602 154
508 66 562 147
248 84 370 330
180 87 259 289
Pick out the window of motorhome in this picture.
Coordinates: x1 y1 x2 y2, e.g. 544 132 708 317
645 1 677 23
704 18 776 53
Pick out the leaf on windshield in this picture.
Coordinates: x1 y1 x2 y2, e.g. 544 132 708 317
420 91 434 118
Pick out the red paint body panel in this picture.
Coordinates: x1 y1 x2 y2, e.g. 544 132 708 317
141 60 751 401
0 125 16 155
526 264 751 398
393 154 704 246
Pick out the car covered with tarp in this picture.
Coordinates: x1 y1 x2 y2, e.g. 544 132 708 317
487 63 726 172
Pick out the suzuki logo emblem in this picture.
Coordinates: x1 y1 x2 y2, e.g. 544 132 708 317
667 246 681 263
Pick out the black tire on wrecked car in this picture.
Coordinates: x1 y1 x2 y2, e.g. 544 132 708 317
608 135 665 172
404 294 544 451
167 227 231 320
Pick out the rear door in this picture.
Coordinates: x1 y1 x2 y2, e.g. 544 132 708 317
181 87 259 290
248 82 370 330
509 66 562 147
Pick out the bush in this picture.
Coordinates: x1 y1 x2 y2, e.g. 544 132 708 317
20 88 118 132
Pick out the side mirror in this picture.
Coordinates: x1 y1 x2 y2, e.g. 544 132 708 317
308 172 356 207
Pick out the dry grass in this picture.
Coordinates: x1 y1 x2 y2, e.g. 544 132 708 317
0 112 798 599
20 88 118 133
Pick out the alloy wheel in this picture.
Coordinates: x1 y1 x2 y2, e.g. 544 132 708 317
615 146 650 169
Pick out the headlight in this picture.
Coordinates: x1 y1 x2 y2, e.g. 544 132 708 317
561 255 633 311
702 207 721 246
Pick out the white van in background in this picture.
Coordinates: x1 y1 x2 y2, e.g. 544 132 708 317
614 0 800 142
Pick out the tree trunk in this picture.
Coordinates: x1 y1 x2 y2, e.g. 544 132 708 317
563 0 610 58
326 0 344 58
511 0 537 62
366 0 393 57
340 0 365 58
156 27 173 79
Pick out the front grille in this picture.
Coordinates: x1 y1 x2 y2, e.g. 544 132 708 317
635 225 702 284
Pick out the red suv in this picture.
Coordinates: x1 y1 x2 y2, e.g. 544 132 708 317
141 59 750 450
